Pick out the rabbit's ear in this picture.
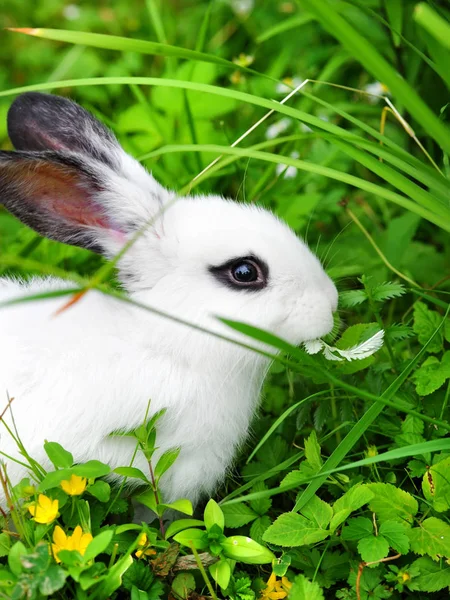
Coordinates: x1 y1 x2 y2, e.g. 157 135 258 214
7 92 120 170
0 151 127 253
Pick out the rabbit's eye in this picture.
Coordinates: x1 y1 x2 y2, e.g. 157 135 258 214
232 261 258 282
209 256 268 291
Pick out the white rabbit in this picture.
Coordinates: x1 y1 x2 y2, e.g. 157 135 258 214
0 93 337 509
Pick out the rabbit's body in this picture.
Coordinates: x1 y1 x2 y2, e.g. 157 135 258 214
0 275 265 504
0 93 337 509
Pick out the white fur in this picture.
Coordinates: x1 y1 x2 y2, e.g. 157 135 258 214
0 124 337 510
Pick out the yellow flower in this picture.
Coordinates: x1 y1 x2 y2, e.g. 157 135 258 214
28 494 59 524
260 573 292 600
135 533 156 559
52 525 93 563
60 474 87 496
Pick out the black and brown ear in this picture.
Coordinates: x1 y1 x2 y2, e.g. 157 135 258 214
0 151 124 253
7 92 119 170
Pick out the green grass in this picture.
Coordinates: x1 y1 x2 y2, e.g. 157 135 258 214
0 1 449 598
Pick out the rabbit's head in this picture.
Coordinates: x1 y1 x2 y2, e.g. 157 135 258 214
0 93 337 345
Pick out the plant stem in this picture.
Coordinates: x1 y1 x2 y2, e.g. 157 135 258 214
148 460 165 538
189 543 219 600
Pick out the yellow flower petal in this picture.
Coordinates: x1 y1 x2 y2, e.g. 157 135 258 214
53 526 67 546
28 495 59 524
60 474 87 496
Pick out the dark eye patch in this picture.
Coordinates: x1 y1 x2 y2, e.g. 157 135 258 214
209 256 268 291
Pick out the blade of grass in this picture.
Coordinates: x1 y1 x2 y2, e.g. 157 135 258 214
300 0 450 153
414 3 450 50
256 13 315 43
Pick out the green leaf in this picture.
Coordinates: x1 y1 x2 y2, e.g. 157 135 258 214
413 302 443 353
339 289 367 307
250 516 271 545
221 536 275 564
113 467 150 483
95 554 133 600
263 513 330 547
372 282 406 302
73 461 111 478
378 521 410 554
209 558 231 589
157 499 193 516
341 517 373 541
222 504 258 528
173 528 208 550
0 534 11 558
330 484 375 531
43 442 74 469
38 469 72 491
385 0 403 46
88 481 111 503
357 536 390 563
408 556 450 592
300 495 332 530
171 572 196 599
204 499 225 533
304 431 323 472
408 517 450 560
8 541 27 576
422 456 450 512
84 530 114 562
414 352 450 396
154 447 180 481
165 519 205 540
39 566 68 595
289 574 325 600
367 483 418 524
249 482 272 516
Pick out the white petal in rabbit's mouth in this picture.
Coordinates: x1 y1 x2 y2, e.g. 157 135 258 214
303 330 385 362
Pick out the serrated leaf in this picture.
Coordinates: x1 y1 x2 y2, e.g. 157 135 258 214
304 430 322 472
330 484 374 531
263 513 330 547
357 535 390 563
289 574 324 599
250 516 271 545
422 456 450 512
386 324 414 342
222 503 258 528
378 521 410 554
408 556 450 592
341 517 373 541
367 483 418 524
372 282 406 302
408 517 450 560
249 482 272 515
300 495 332 529
339 290 367 307
414 352 450 396
413 301 443 353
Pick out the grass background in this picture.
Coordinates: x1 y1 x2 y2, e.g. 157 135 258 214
0 0 449 598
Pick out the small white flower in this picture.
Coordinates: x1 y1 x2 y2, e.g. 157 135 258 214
230 0 254 16
364 82 389 104
265 118 292 140
63 4 81 20
276 76 304 95
303 330 384 362
275 151 299 179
